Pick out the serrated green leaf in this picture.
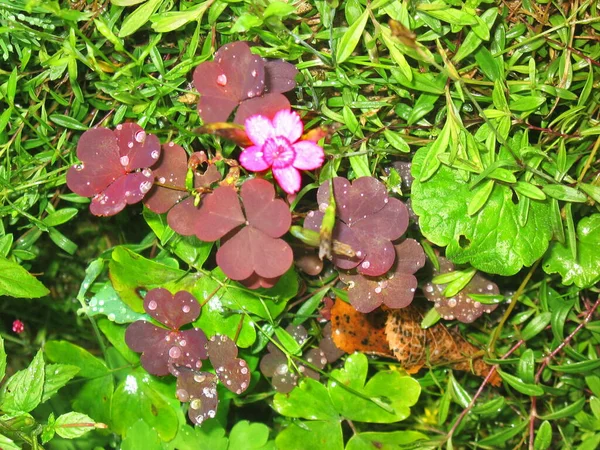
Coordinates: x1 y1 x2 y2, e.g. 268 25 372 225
42 364 80 403
45 341 108 378
0 350 45 413
411 147 552 275
54 412 95 439
543 214 600 288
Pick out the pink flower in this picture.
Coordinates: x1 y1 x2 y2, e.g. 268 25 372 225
12 320 24 334
239 110 324 194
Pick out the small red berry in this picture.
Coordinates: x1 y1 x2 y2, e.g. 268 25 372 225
12 320 24 334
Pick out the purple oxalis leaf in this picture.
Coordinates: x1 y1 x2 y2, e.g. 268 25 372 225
176 371 219 425
66 124 160 216
207 335 250 395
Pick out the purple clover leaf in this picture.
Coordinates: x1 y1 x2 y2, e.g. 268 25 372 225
125 288 208 376
142 144 221 236
176 371 219 426
339 239 426 313
304 177 409 276
192 178 293 288
239 109 325 195
259 325 327 394
423 257 500 323
193 41 297 124
207 335 251 395
66 124 160 216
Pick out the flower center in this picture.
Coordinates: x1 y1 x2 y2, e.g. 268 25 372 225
262 136 295 169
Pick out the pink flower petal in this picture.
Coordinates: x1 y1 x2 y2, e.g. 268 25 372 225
240 145 270 172
245 115 274 146
272 109 302 143
272 166 301 194
292 140 325 170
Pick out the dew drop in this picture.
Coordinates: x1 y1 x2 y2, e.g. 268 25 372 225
425 285 434 293
180 339 187 347
275 364 288 375
194 374 206 383
190 399 202 409
207 410 216 418
216 74 227 86
241 367 248 374
140 181 153 194
108 313 116 321
159 176 166 183
127 141 134 148
135 130 146 142
384 198 389 203
251 70 257 77
120 155 130 166
356 251 362 257
151 150 159 159
116 124 123 130
361 261 371 269
474 301 481 308
182 305 191 313
73 163 84 170
374 287 382 294
176 388 189 402
142 168 152 177
148 300 157 310
447 298 457 308
169 346 182 359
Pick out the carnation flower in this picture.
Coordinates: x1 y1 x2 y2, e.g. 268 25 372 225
239 110 325 194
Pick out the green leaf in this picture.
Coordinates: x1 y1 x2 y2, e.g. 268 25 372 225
512 182 546 201
72 376 114 426
263 1 296 19
383 130 410 153
189 273 257 348
230 13 263 33
534 421 552 450
0 257 50 298
0 336 6 383
0 434 20 450
509 95 546 112
520 312 551 341
274 327 303 356
542 185 587 203
349 153 370 178
411 147 553 275
150 1 211 33
517 349 535 384
549 359 600 374
345 431 428 450
418 5 477 26
121 419 162 450
497 370 544 396
337 9 369 64
543 214 600 288
109 246 186 312
49 114 88 131
580 183 600 203
328 353 420 423
55 412 95 439
0 350 45 413
538 397 585 420
229 421 269 449
97 318 140 364
45 341 108 378
143 209 213 268
418 121 451 182
467 179 494 216
42 364 80 403
275 420 343 450
42 208 78 227
111 369 178 441
85 283 148 324
119 0 163 37
273 378 339 421
478 420 528 446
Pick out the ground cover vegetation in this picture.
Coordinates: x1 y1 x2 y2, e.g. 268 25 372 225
0 0 600 448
